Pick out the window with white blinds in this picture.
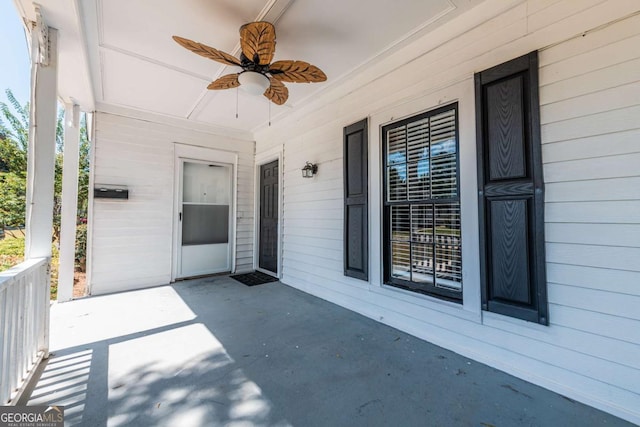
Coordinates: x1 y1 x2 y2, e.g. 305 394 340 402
383 104 462 301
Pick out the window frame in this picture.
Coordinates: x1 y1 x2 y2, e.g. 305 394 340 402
382 102 462 302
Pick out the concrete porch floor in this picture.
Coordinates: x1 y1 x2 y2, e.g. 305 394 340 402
25 277 631 427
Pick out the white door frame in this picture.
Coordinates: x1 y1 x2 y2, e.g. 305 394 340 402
172 143 238 281
254 145 283 278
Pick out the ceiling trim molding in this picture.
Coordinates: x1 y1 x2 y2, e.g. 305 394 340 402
80 0 106 106
95 102 254 141
258 0 295 23
11 0 31 30
186 90 211 121
96 0 105 46
99 43 220 82
98 49 106 101
70 0 96 109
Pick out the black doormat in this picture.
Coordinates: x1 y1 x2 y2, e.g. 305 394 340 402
230 271 279 287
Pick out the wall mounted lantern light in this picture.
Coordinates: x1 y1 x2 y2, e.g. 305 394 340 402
301 162 318 178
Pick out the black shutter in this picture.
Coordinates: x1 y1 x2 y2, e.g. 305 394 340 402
344 119 368 280
475 51 548 325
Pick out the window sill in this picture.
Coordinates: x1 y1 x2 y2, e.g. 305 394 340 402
370 283 482 324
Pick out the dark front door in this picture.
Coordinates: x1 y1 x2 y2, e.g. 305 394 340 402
259 160 278 274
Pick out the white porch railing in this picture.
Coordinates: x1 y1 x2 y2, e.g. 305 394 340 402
0 258 50 404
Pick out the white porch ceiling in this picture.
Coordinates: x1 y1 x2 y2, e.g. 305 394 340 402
16 0 483 134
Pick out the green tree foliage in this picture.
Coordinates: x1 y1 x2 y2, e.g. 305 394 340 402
0 90 29 235
77 114 91 219
75 223 87 271
0 171 26 235
0 89 29 151
0 88 90 242
0 134 27 173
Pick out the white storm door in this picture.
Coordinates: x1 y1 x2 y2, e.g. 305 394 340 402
179 161 232 277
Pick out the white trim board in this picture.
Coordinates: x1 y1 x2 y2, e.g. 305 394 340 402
96 102 254 142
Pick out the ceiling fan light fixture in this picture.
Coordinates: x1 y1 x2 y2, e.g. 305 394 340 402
174 22 326 105
238 71 270 96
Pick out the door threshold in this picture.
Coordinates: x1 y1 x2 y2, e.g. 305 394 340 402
256 268 278 279
174 271 231 282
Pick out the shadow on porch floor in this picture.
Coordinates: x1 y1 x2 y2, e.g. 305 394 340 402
25 276 632 426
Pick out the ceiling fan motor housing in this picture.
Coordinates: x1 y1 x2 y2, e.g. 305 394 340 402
240 53 271 74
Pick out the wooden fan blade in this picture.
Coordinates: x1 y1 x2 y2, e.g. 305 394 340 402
264 78 288 105
269 60 327 83
173 36 241 66
207 74 240 90
240 22 276 65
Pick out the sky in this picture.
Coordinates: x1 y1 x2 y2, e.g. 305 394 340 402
0 0 31 107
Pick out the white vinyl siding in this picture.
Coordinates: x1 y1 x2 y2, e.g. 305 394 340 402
254 1 640 424
90 113 254 294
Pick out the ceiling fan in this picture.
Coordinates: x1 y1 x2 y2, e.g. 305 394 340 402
173 21 327 105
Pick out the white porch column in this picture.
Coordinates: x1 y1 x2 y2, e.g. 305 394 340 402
24 23 58 260
57 104 80 302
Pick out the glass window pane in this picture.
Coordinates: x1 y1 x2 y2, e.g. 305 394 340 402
408 161 430 200
411 243 434 283
430 110 457 200
183 162 231 204
407 118 429 163
411 205 433 243
431 153 457 199
391 206 410 241
430 110 456 144
387 126 406 165
391 241 411 280
435 203 462 288
387 164 407 201
182 205 229 245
